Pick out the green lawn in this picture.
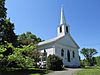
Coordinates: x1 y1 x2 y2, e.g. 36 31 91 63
75 67 100 75
0 68 48 75
30 73 41 75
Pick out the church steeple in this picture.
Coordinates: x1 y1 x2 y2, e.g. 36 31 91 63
57 6 69 36
60 6 66 25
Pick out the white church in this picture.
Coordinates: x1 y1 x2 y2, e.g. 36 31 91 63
37 7 80 67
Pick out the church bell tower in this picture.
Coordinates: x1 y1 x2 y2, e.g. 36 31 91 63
57 6 70 36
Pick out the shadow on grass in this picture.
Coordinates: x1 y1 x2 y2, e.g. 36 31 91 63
0 69 47 75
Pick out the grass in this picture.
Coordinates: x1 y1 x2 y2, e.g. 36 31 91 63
0 68 48 75
75 66 100 75
29 73 40 75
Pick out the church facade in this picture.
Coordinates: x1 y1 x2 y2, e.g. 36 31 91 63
37 7 80 67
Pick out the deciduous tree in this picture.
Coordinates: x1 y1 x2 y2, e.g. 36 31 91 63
80 48 98 66
18 32 42 45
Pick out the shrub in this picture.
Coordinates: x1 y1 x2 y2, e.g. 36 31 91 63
46 54 63 70
95 56 100 66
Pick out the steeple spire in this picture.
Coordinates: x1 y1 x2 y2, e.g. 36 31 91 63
57 6 69 36
60 6 66 25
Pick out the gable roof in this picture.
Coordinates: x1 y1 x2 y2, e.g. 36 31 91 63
38 34 79 49
38 34 64 46
67 34 80 48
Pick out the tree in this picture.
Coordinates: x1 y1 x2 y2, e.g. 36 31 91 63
0 0 42 70
22 48 41 62
18 32 42 45
0 0 17 46
0 0 7 42
0 0 7 19
0 42 14 68
22 49 41 68
46 54 63 70
95 56 100 66
0 43 36 69
80 48 98 66
8 45 35 69
0 19 17 46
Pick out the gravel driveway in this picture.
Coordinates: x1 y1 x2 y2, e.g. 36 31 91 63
45 68 81 75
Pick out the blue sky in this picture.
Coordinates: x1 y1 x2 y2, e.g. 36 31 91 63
6 0 100 58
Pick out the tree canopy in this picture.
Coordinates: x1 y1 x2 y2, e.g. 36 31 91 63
18 32 42 45
0 19 17 45
80 48 98 66
0 0 17 46
0 0 42 70
0 0 7 19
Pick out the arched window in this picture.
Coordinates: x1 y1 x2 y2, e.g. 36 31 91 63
61 49 64 57
66 26 68 33
43 49 47 56
42 49 47 61
60 26 62 33
67 50 70 62
73 51 75 58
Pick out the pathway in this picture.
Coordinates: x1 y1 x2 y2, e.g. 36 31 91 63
45 68 82 75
